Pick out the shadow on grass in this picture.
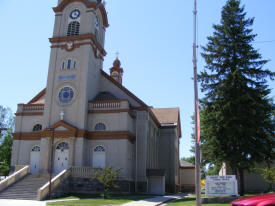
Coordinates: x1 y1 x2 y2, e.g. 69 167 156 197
54 193 155 201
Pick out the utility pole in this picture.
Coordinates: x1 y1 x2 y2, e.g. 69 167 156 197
193 0 201 205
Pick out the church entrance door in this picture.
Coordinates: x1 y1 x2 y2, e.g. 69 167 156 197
30 146 40 174
54 142 69 174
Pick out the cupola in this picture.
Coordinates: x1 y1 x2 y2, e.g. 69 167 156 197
110 56 124 84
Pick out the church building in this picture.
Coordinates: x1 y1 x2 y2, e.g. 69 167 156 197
9 0 181 196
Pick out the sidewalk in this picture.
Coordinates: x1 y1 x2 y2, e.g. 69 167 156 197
0 199 46 206
121 194 186 206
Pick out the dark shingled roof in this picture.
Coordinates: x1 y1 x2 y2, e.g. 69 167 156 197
93 92 118 101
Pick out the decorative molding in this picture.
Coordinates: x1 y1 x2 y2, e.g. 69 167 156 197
13 129 135 143
15 112 43 117
53 0 109 27
88 109 130 114
13 132 42 140
49 34 106 57
89 99 129 104
86 131 135 143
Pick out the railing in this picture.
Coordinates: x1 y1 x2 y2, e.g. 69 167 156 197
90 101 121 109
23 104 44 111
71 166 129 180
14 165 26 172
0 165 29 192
71 166 97 178
37 168 71 201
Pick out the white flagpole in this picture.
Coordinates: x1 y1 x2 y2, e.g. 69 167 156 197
193 0 201 205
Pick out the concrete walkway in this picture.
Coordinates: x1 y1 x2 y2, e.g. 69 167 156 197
121 194 186 206
0 199 46 206
0 194 186 206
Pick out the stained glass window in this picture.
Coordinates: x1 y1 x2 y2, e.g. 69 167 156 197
33 124 42 132
56 142 69 150
59 87 74 104
32 146 40 152
95 123 106 131
94 145 105 152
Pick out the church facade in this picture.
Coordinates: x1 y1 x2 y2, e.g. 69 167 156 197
10 0 181 193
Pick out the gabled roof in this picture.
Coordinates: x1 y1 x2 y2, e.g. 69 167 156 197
28 88 46 104
100 70 148 108
180 160 195 168
48 120 78 132
151 107 182 137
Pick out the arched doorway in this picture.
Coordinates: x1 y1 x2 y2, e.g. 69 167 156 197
54 142 69 174
30 146 40 174
93 145 106 168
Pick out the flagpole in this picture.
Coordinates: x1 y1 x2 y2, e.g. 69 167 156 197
193 0 201 205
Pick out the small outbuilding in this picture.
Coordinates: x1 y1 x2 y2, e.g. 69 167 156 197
179 160 195 192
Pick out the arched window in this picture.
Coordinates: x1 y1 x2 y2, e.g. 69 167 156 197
31 145 40 152
56 142 69 151
33 124 42 132
95 123 106 131
67 21 80 36
61 59 77 70
94 145 105 152
93 145 106 168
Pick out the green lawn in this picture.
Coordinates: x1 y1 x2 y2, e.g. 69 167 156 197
167 197 231 206
47 194 155 206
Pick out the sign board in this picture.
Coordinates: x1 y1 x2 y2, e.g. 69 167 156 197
205 175 238 197
58 75 76 81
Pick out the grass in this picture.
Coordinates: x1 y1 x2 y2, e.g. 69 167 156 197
167 197 231 206
47 193 155 206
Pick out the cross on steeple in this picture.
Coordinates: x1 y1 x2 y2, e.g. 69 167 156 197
116 51 119 59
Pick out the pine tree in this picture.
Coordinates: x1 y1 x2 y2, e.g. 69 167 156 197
199 0 275 195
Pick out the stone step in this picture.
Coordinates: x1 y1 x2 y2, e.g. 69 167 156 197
0 174 51 200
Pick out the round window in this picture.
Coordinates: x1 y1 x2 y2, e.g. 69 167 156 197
59 87 74 104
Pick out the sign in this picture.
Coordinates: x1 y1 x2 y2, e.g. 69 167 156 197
205 175 238 197
58 75 76 81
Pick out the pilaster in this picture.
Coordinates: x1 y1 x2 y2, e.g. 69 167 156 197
68 136 76 167
39 137 51 174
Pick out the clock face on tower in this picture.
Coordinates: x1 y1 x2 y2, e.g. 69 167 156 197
70 9 81 19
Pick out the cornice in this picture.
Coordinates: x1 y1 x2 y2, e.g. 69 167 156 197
15 112 43 117
13 130 135 143
53 0 109 27
49 33 106 57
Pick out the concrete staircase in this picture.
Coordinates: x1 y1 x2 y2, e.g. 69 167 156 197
0 174 50 200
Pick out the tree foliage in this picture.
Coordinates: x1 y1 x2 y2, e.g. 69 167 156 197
0 106 14 176
260 166 275 191
199 0 275 196
93 166 121 198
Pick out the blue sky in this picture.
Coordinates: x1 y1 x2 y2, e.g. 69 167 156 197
0 0 274 158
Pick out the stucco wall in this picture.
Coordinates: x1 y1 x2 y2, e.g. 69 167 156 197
86 139 134 179
180 168 195 186
87 112 134 133
15 115 43 133
12 140 41 166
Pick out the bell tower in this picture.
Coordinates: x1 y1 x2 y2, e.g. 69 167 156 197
43 0 109 129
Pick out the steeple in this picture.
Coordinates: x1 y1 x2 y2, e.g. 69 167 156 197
110 55 124 84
